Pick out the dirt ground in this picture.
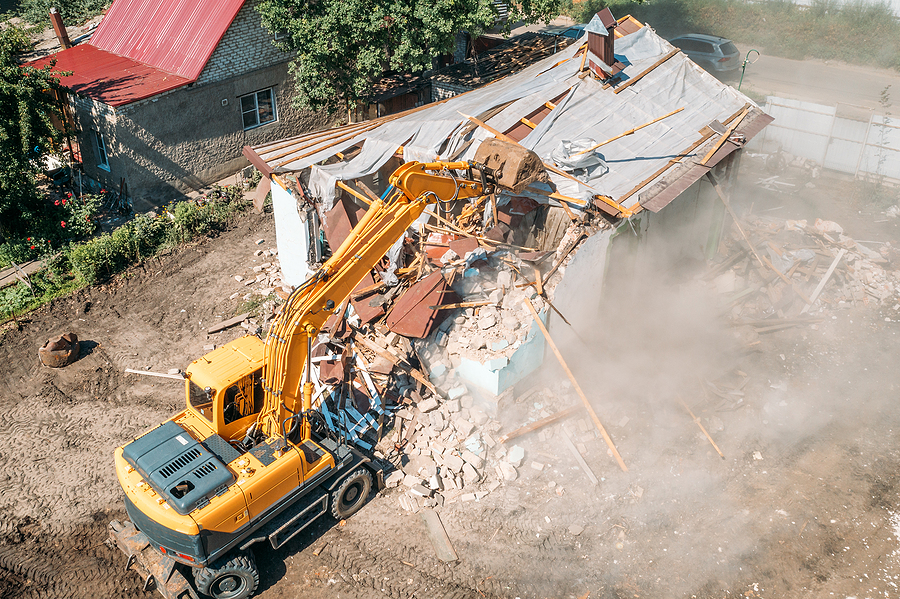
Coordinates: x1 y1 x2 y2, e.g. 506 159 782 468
3 164 900 599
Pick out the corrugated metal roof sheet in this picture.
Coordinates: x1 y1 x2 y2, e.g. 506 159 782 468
90 0 245 80
23 0 247 106
26 44 192 107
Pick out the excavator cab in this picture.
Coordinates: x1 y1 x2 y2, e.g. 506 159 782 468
184 335 267 443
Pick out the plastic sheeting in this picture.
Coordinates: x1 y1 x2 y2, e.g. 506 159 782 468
257 24 760 212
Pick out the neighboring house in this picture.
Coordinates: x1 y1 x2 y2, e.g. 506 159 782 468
29 0 329 210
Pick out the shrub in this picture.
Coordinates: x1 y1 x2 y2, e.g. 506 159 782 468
17 0 110 26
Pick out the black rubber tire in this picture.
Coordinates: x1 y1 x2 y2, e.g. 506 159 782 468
330 468 372 520
194 551 259 599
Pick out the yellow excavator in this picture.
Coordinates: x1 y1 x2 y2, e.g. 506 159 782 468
106 140 544 599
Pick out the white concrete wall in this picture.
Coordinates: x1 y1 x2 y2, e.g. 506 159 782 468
271 178 311 286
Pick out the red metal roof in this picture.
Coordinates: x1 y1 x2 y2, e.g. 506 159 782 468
23 0 246 106
90 0 245 80
26 44 192 107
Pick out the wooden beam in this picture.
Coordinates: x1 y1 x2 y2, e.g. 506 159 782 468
352 333 441 397
336 180 373 206
524 298 628 472
207 312 250 334
498 405 581 443
561 426 599 485
572 107 685 156
613 48 680 95
700 106 750 166
801 249 846 314
615 104 748 209
679 398 724 458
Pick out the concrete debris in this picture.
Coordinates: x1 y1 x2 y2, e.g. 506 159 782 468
711 211 900 323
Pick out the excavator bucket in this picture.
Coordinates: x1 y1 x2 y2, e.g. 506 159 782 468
473 138 547 194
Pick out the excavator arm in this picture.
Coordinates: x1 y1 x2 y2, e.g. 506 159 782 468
255 160 503 441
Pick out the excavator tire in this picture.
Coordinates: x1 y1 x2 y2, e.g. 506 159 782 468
194 550 259 599
330 468 372 520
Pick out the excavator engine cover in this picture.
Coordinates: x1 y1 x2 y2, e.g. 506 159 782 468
473 138 546 194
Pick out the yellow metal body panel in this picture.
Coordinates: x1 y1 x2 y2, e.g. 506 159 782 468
195 481 249 537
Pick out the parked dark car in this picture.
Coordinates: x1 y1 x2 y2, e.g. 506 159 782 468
669 34 740 79
539 24 586 41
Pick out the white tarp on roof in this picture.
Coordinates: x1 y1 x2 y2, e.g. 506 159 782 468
258 24 760 211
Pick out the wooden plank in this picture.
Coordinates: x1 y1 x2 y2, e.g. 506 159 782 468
428 300 495 310
421 510 458 562
572 107 684 156
616 104 748 208
801 249 846 314
561 426 599 485
352 333 441 397
207 312 250 334
679 398 724 459
124 369 184 380
524 298 628 472
700 107 750 165
613 48 679 94
499 405 581 443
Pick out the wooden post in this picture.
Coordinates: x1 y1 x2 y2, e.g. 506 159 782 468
524 297 627 472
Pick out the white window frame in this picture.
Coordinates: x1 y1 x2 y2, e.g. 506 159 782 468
94 130 110 171
240 88 278 131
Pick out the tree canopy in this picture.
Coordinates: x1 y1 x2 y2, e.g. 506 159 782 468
0 25 67 236
257 0 564 113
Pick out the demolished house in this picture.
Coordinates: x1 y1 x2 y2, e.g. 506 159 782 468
239 13 773 505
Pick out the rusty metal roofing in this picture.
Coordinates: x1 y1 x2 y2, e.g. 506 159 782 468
90 0 245 80
25 44 192 107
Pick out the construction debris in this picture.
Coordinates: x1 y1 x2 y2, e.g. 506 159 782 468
708 212 900 322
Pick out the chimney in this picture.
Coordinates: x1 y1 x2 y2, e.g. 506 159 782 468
586 8 617 78
49 8 72 50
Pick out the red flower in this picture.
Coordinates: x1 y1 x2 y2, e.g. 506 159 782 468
66 192 72 198
100 188 106 193
30 245 35 250
54 199 60 206
60 221 66 228
27 237 31 241
62 199 67 206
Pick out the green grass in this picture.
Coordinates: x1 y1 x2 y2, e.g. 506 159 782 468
0 185 250 322
568 0 900 71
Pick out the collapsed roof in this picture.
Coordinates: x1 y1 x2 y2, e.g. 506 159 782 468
246 18 772 218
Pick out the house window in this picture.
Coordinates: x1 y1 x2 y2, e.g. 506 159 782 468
240 89 277 130
94 130 109 171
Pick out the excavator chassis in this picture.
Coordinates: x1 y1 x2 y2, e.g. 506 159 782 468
107 519 199 599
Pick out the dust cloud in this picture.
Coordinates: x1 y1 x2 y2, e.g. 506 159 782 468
497 191 900 596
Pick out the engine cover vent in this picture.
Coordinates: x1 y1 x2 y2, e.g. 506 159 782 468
122 421 234 515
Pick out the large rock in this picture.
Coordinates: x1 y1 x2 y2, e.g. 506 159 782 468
38 332 80 368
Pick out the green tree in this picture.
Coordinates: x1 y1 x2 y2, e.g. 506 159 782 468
0 25 68 237
257 0 563 113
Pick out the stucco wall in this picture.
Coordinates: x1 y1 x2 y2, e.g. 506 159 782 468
89 63 330 210
194 0 290 86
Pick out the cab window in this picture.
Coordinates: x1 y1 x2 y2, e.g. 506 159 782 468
222 369 265 425
188 381 214 423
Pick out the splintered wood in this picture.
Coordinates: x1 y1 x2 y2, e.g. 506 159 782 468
708 180 893 323
524 297 628 472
